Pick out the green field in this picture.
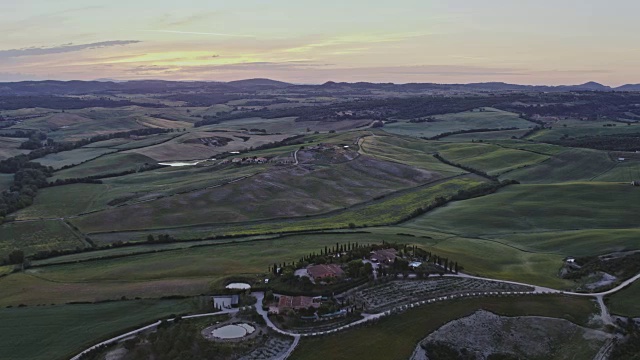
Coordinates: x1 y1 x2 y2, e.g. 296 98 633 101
13 112 146 141
200 116 372 134
112 132 182 150
31 234 278 266
51 152 157 180
383 108 533 138
489 140 568 155
359 135 464 174
14 108 193 142
126 131 290 161
34 147 115 169
13 184 108 220
408 182 640 234
0 233 396 305
592 160 640 182
0 299 201 360
0 220 86 260
439 128 528 141
503 149 617 183
437 142 549 175
29 165 268 220
490 229 640 257
72 175 485 235
81 137 132 148
607 280 640 317
291 295 597 360
530 121 640 142
0 137 29 160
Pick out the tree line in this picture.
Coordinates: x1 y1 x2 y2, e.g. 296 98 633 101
0 95 162 110
0 128 174 222
425 127 519 140
547 132 640 151
194 95 525 127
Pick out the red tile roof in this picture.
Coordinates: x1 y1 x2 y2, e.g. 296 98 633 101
371 248 397 263
307 264 344 280
278 295 319 310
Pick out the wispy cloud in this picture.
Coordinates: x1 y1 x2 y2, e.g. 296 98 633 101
382 65 527 76
159 12 223 27
283 33 424 53
142 30 255 38
0 40 141 59
184 61 330 71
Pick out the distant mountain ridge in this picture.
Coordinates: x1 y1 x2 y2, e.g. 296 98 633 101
0 78 637 95
319 80 623 92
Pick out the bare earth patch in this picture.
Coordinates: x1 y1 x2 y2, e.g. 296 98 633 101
411 310 613 360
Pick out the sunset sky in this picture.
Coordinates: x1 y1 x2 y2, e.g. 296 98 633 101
2 0 639 85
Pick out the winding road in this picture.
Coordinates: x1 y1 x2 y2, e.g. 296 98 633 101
69 271 640 360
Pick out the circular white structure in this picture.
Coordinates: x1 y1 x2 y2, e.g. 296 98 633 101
225 282 251 290
211 323 255 339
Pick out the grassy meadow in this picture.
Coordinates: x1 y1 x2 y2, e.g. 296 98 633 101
126 131 291 161
529 121 640 142
503 149 617 183
607 280 640 317
71 175 486 234
439 128 529 141
33 148 115 169
0 220 86 260
405 183 640 234
436 142 549 175
383 108 533 138
1 233 397 305
0 298 202 360
51 152 157 180
24 165 268 220
0 136 29 160
358 134 464 174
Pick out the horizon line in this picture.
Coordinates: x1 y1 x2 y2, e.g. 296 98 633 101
0 78 637 88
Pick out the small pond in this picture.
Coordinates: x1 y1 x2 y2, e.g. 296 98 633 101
158 159 213 167
211 323 256 339
225 282 251 290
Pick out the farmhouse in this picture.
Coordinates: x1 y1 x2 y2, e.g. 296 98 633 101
307 264 344 281
277 295 321 312
255 157 268 164
370 248 398 264
409 261 423 269
231 158 242 163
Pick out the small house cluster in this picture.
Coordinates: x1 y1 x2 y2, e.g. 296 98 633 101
219 156 269 165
